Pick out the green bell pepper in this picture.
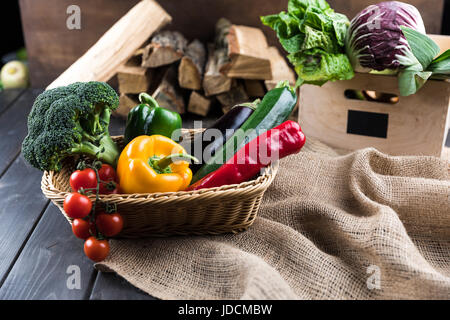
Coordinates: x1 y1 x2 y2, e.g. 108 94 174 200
124 93 182 145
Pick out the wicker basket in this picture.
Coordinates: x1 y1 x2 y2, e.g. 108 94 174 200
41 130 278 238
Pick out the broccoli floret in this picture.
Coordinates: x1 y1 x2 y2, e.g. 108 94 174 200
22 81 120 171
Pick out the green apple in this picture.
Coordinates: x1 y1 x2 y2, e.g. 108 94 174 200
1 61 29 89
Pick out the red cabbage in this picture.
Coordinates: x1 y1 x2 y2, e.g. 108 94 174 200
345 1 425 72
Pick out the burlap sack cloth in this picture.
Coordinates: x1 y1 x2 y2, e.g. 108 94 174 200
96 139 450 299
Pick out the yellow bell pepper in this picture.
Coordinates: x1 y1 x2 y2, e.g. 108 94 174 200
117 135 197 194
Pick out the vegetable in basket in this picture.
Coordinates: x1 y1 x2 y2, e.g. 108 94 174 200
192 81 297 184
345 1 450 96
117 135 198 194
124 92 182 145
183 100 258 174
22 81 120 171
261 0 354 86
187 120 306 191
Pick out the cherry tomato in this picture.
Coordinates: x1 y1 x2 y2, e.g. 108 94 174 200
84 237 110 262
70 168 97 192
72 219 96 240
108 184 122 194
101 184 121 195
63 193 92 219
96 212 124 237
98 164 117 182
98 164 117 194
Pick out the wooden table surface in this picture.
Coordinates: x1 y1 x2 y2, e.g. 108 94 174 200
0 88 448 300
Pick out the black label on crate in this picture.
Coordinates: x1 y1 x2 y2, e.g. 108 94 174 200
346 110 388 139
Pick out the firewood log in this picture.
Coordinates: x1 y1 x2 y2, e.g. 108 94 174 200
117 64 151 94
187 91 212 117
264 47 296 91
153 65 186 114
217 20 272 80
178 40 206 90
115 93 139 118
216 81 249 114
202 43 232 96
142 31 187 68
126 48 145 67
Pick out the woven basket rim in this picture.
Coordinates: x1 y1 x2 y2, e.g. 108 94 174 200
41 163 278 200
40 131 279 202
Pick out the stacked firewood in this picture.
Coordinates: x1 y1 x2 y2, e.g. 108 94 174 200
114 19 295 118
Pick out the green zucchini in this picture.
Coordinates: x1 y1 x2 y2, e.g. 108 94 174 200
191 82 297 183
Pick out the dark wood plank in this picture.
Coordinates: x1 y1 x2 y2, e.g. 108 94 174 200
0 88 42 175
109 116 126 136
0 89 24 115
0 155 49 284
90 272 155 300
0 204 97 299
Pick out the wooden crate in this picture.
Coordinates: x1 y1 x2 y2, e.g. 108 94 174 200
299 72 450 157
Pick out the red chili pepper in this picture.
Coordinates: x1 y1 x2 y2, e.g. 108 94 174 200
186 120 305 191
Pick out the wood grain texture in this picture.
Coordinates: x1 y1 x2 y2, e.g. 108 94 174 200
142 31 187 68
264 47 296 91
203 44 233 96
178 40 206 90
0 89 24 115
221 25 272 80
90 272 155 300
45 0 171 89
117 65 151 94
153 66 186 114
0 89 42 175
0 155 49 284
0 204 96 299
299 73 450 157
187 91 211 117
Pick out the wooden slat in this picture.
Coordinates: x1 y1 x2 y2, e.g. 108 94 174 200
0 89 24 115
0 89 42 175
90 272 155 300
0 204 96 299
0 155 49 284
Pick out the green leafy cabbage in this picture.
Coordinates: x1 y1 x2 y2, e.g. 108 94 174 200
261 0 354 86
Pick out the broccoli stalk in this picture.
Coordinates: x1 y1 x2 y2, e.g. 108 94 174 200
22 81 121 171
71 131 119 167
71 107 119 166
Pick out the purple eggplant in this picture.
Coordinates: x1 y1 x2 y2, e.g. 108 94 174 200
186 101 258 174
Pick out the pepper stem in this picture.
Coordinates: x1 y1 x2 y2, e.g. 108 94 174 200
156 154 198 171
139 92 160 108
